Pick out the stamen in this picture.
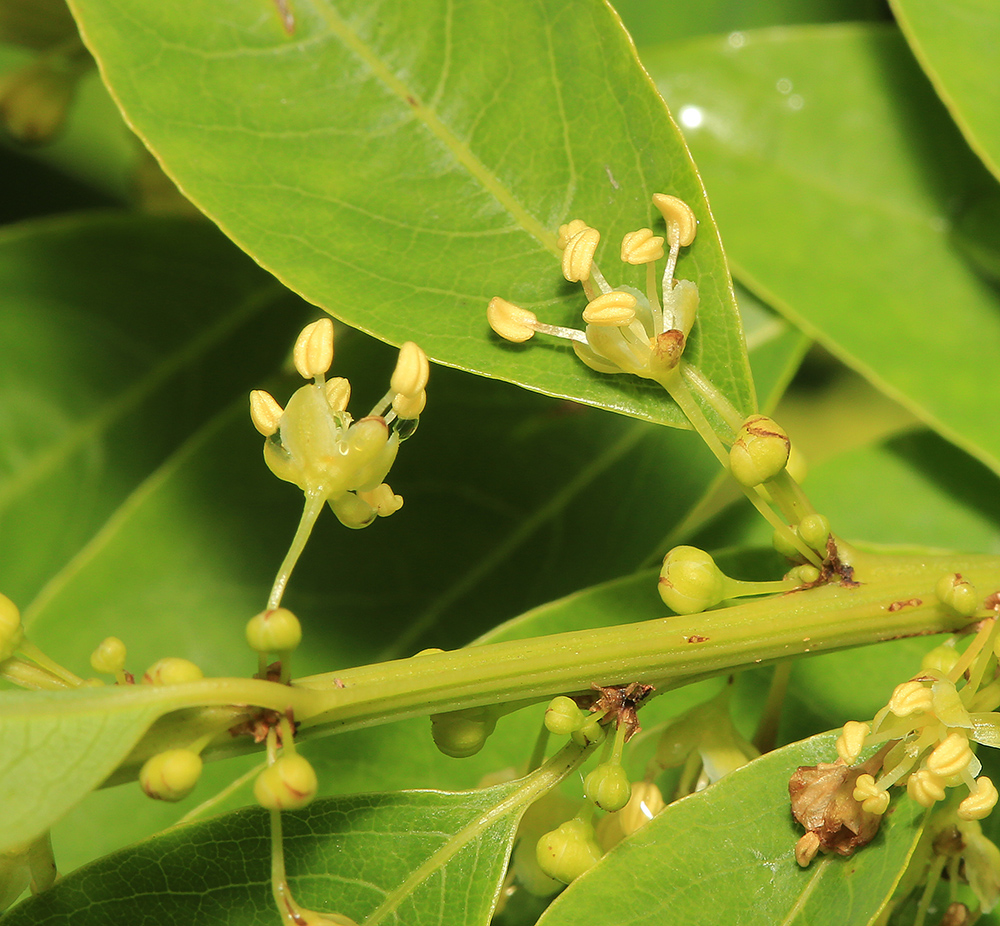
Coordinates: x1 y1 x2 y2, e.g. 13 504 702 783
582 291 637 326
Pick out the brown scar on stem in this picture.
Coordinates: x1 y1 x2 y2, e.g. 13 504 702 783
686 634 708 644
888 598 922 612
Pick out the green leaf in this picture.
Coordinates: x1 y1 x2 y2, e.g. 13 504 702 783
891 0 1000 181
7 753 586 926
0 686 182 854
66 0 753 425
537 732 926 926
644 24 1000 475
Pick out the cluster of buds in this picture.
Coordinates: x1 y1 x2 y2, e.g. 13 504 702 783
250 319 427 530
487 194 700 387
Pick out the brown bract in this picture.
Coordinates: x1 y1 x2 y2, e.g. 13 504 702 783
591 682 654 741
789 751 887 865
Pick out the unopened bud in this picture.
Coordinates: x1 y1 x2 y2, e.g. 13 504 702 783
729 415 790 487
90 636 127 675
142 657 204 685
140 749 203 801
797 514 831 554
936 573 980 619
658 545 725 615
246 607 302 654
254 754 318 810
583 763 631 812
544 696 584 736
431 707 496 758
536 818 603 884
0 592 24 662
293 319 334 379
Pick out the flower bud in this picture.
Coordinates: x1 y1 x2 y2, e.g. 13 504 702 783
561 227 600 283
652 193 697 248
797 514 831 554
936 573 980 619
430 707 496 758
140 749 203 801
254 754 318 811
0 593 25 662
728 415 790 487
487 297 537 342
582 291 637 326
570 714 607 747
246 607 302 654
293 319 334 379
583 763 632 812
598 781 665 850
922 642 960 675
658 545 725 615
620 228 664 264
90 636 127 675
390 342 429 398
535 818 603 884
142 657 204 685
250 389 284 436
0 61 75 144
544 696 584 736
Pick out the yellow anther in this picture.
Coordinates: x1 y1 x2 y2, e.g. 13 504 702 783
907 768 947 807
958 776 999 820
293 318 335 379
392 389 426 419
556 219 588 249
620 228 665 264
835 721 870 764
888 679 933 717
652 193 697 248
390 342 429 398
324 377 351 412
926 732 974 779
487 297 538 342
360 483 403 517
853 774 890 815
561 227 601 283
582 291 637 327
250 389 284 437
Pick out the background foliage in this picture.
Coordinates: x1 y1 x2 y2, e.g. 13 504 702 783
1 0 999 923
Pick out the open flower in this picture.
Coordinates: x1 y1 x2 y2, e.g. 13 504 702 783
487 194 700 387
250 319 425 529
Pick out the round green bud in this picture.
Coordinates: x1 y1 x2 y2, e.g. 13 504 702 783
140 749 203 801
935 573 980 619
571 714 607 747
786 564 820 586
253 754 318 811
922 642 960 675
513 833 563 897
729 415 790 487
430 707 496 758
772 526 802 561
544 696 584 736
535 818 603 884
797 514 831 553
245 607 303 654
583 763 632 812
0 592 24 663
142 656 204 685
90 636 127 675
658 545 725 615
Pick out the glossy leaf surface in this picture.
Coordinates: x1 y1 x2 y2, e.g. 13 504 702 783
538 732 925 926
891 0 1000 180
67 0 754 426
646 25 1000 474
7 782 527 925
